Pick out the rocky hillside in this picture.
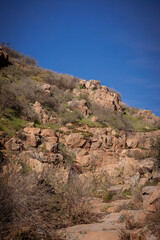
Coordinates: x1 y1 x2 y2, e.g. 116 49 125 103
0 44 160 240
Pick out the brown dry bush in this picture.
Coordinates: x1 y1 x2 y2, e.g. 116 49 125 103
0 162 94 240
118 229 130 240
125 213 144 230
146 201 160 237
44 70 79 90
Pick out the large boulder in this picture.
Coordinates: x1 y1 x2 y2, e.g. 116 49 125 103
65 133 87 148
23 127 41 147
142 185 160 211
26 158 43 172
0 46 8 68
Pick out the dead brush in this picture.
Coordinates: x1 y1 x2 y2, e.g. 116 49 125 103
118 229 130 240
125 214 144 230
145 201 160 237
0 165 95 240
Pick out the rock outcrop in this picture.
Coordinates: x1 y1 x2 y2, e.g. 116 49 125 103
73 79 122 111
0 46 8 68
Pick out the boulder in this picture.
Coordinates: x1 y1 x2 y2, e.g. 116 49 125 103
25 134 40 147
41 129 58 138
138 159 155 174
153 171 160 181
0 46 8 67
126 136 139 148
23 127 41 135
108 185 123 195
85 79 101 90
45 142 58 152
26 158 43 172
65 133 87 148
142 185 160 211
5 138 24 151
32 101 50 124
41 83 51 93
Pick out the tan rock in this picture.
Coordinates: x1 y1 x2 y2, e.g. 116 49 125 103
108 185 123 195
142 186 159 195
23 127 41 135
85 79 101 90
5 138 24 151
107 206 119 213
45 142 57 152
138 178 148 187
126 137 139 148
25 134 40 147
138 159 155 174
79 79 87 86
32 101 49 124
65 133 87 148
153 171 160 180
122 157 138 177
26 158 43 172
143 185 160 211
41 83 51 93
41 129 57 138
76 155 90 166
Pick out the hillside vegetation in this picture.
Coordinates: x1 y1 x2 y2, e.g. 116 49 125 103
0 44 159 137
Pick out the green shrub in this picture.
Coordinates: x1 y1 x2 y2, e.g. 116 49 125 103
92 104 134 131
61 111 82 124
79 84 86 89
79 117 104 128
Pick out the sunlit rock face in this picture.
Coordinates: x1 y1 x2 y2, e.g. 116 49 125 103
73 79 122 111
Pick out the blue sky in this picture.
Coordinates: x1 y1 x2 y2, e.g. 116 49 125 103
1 0 160 115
